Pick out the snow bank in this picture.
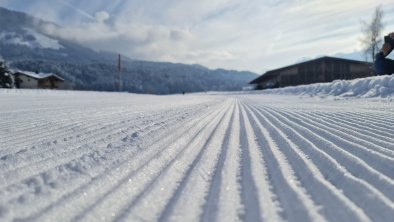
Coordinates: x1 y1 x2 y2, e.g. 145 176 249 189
263 74 394 99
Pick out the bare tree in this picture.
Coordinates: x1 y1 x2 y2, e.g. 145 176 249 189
360 6 384 62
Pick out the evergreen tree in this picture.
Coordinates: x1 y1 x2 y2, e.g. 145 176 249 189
0 61 13 88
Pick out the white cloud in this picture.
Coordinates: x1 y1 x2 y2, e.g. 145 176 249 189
41 19 194 62
176 50 236 64
95 11 110 23
1 0 394 73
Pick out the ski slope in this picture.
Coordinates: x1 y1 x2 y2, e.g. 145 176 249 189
0 88 393 222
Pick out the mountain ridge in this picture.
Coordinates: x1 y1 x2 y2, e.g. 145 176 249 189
0 6 258 94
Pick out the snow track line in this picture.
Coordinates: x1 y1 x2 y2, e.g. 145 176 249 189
259 106 394 185
0 104 209 189
0 99 222 218
0 110 139 152
0 107 134 144
237 103 263 221
0 99 219 145
200 101 282 222
0 104 205 173
307 111 394 146
199 102 238 222
244 103 372 221
287 109 394 157
258 104 394 193
17 100 231 222
262 106 394 179
149 101 236 222
0 103 212 155
300 109 394 142
238 104 283 222
1 92 394 222
255 104 394 201
334 112 394 134
243 102 326 221
152 102 234 222
0 96 177 131
247 103 394 221
343 109 394 123
19 102 228 220
117 102 236 222
72 100 232 222
211 100 243 222
0 107 219 219
317 109 394 133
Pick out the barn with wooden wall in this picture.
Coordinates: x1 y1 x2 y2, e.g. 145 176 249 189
250 56 374 90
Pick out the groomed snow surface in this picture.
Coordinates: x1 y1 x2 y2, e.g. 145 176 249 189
0 75 394 222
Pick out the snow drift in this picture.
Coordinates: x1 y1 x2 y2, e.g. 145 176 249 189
263 74 394 98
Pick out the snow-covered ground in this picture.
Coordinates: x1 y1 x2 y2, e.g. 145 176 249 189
0 76 393 222
263 74 394 99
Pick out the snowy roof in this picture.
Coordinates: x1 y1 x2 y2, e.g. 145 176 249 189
12 70 65 81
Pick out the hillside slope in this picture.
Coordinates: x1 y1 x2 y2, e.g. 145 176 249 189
0 7 257 93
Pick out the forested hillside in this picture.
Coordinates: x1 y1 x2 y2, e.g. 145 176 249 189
0 7 257 93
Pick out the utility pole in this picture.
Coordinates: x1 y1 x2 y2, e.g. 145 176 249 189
117 54 122 91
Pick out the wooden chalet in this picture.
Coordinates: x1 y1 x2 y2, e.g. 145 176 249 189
13 70 65 89
250 56 374 90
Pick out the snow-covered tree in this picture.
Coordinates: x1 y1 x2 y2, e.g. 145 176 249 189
360 6 384 62
0 61 13 88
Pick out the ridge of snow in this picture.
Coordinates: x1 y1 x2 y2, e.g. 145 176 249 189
262 74 394 99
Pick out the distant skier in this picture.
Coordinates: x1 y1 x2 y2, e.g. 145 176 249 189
375 32 394 75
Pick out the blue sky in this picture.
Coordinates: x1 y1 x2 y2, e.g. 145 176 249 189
1 0 394 73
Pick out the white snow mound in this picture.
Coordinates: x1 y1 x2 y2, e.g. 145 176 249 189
263 74 394 98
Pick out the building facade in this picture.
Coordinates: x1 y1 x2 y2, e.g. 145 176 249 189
250 57 374 89
13 71 65 89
